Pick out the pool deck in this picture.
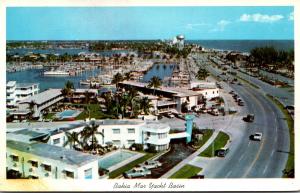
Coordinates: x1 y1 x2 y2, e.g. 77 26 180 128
99 149 145 172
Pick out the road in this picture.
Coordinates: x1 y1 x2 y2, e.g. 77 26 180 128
190 53 291 178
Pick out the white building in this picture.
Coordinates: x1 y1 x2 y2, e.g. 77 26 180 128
7 140 99 179
190 81 220 99
119 81 202 113
17 89 64 119
6 81 39 108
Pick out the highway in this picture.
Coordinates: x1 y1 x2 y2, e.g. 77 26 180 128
192 53 291 178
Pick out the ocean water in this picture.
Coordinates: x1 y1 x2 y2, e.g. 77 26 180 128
142 63 176 83
187 40 294 52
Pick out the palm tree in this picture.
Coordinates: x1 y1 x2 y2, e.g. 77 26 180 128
139 97 153 115
112 72 123 87
196 68 209 80
127 88 139 117
28 100 36 119
63 131 80 149
147 76 162 95
61 81 74 102
81 121 104 152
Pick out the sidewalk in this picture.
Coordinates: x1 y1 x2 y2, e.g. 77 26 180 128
160 130 220 178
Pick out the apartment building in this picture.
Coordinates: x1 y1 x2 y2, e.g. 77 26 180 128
6 81 39 108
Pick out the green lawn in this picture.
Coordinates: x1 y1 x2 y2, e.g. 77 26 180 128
44 113 55 119
199 131 230 157
108 153 156 179
267 94 294 177
236 76 260 89
74 104 115 120
193 129 214 149
170 165 202 179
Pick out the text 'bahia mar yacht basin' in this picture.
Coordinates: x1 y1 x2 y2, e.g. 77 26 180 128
6 36 294 179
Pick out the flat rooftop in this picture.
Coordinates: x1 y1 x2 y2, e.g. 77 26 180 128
120 81 199 97
97 119 144 126
6 81 16 87
7 140 99 167
20 89 62 105
16 83 39 88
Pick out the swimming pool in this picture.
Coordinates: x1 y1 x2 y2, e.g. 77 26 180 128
55 110 81 119
99 150 139 170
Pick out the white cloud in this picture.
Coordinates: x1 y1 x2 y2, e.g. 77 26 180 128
185 23 209 30
211 20 231 32
288 12 294 20
239 13 284 23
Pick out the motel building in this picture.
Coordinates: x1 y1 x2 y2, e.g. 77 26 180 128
118 80 202 114
6 140 99 179
6 116 195 179
11 89 64 120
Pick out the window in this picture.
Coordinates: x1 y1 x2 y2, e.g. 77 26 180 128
158 133 167 139
112 140 121 146
84 168 93 179
64 171 74 178
128 128 135 134
11 155 19 162
217 91 218 93
205 92 207 95
127 140 135 145
53 138 60 145
112 129 120 134
30 161 38 168
213 91 214 94
43 164 51 172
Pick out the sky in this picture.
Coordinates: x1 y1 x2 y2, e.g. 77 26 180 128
6 6 294 40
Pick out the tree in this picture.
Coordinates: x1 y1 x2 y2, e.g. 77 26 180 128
28 100 36 119
196 68 209 80
61 81 74 102
139 97 153 115
147 76 162 95
63 131 80 150
127 87 139 117
124 72 133 81
81 121 104 152
112 72 123 87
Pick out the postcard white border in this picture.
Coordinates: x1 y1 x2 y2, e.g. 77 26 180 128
0 0 299 191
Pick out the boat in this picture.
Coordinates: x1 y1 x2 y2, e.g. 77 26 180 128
43 70 70 76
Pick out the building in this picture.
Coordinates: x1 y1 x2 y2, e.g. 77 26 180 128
12 89 64 120
6 81 39 109
71 89 99 104
6 140 99 179
190 81 220 99
118 81 202 113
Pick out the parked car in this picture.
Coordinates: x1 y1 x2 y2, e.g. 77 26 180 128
229 90 235 94
138 160 162 169
250 132 263 141
176 113 185 120
238 82 243 86
123 167 151 178
165 113 175 118
216 148 229 157
238 101 244 106
210 108 219 116
190 174 205 179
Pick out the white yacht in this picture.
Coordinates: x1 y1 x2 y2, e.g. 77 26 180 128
43 70 70 76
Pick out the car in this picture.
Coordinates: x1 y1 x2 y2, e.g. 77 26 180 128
243 114 254 122
216 148 229 157
190 174 205 179
250 132 263 141
165 113 175 118
176 113 185 120
229 90 235 94
238 82 243 86
138 160 162 169
238 101 244 106
123 167 151 178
